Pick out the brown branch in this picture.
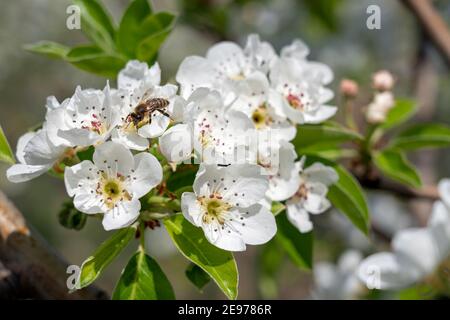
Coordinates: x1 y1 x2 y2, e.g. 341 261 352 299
359 177 440 201
401 0 450 66
0 190 108 300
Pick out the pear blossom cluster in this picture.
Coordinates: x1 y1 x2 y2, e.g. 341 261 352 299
6 34 339 251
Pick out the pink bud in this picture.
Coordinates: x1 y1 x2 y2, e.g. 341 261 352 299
340 79 359 98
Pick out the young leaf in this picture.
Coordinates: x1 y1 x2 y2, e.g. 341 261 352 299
305 156 370 235
136 28 172 64
78 226 136 288
23 41 70 59
373 149 422 188
381 99 417 130
140 11 175 34
166 165 198 191
389 123 450 151
58 201 87 230
185 263 211 291
117 0 153 57
66 45 126 77
164 214 238 300
275 213 313 270
112 251 175 300
293 122 362 153
73 0 116 53
0 125 14 164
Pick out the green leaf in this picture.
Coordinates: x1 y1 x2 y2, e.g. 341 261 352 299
66 45 126 77
73 0 116 53
23 41 70 59
78 226 136 288
389 123 450 151
140 11 175 33
164 214 238 300
275 213 313 270
303 0 342 31
166 164 198 191
117 0 153 57
0 125 14 164
373 149 422 188
112 251 175 300
185 263 211 291
293 122 362 154
271 202 285 216
381 99 417 130
136 28 172 64
306 156 370 235
58 201 87 230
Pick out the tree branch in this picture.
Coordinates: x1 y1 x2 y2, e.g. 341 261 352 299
359 177 440 201
0 190 108 299
401 0 450 66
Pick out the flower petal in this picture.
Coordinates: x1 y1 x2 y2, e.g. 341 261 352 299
303 105 338 124
303 162 339 186
130 152 163 198
392 228 443 276
111 127 149 151
357 252 419 290
93 142 134 175
6 163 52 183
181 192 202 226
102 199 141 231
64 160 98 197
229 203 276 245
159 124 193 163
286 202 313 233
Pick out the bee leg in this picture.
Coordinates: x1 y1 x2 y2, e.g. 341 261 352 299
156 109 171 119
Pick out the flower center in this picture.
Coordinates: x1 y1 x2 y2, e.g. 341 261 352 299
230 72 245 81
198 196 231 225
97 175 131 209
294 183 308 200
104 181 121 197
287 94 304 110
252 105 272 129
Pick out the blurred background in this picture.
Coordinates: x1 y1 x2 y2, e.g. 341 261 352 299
1 0 450 299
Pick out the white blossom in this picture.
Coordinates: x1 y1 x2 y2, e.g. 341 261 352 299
313 250 365 300
269 55 336 125
256 140 300 201
6 127 70 182
112 60 180 150
176 34 276 105
180 163 276 251
159 88 254 165
357 179 450 290
229 72 297 142
286 158 338 233
45 84 122 148
64 142 162 231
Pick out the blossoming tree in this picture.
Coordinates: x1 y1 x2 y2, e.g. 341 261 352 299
0 0 449 300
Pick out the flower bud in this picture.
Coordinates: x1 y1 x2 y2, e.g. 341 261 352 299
365 91 395 124
340 79 359 98
372 70 395 91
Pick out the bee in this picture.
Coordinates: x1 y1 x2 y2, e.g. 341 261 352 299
127 97 170 128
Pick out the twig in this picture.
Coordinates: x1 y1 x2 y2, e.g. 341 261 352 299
0 190 108 299
401 0 450 67
359 178 440 201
